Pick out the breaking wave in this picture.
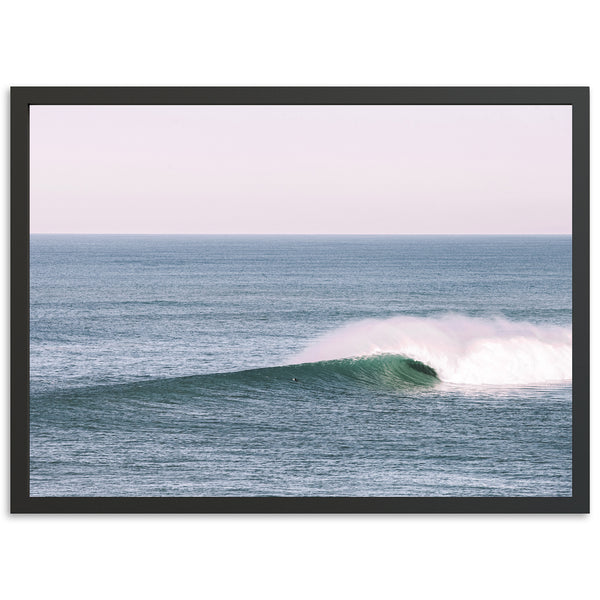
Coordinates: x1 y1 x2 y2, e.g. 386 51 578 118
292 314 571 385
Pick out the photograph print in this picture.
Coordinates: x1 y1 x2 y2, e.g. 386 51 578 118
13 88 589 512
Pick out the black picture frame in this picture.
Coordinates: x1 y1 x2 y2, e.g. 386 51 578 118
11 87 590 514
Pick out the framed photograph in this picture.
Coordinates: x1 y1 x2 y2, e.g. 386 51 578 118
11 87 589 513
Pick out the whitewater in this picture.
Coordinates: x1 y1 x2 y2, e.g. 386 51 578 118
293 314 572 385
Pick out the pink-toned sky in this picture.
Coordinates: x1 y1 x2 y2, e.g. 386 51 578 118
30 105 572 234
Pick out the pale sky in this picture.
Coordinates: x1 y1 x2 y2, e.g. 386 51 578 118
30 105 572 234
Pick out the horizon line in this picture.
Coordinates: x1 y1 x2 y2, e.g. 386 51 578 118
29 232 573 236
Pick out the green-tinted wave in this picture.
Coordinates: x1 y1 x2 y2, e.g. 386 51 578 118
169 354 438 392
275 355 438 388
31 356 440 421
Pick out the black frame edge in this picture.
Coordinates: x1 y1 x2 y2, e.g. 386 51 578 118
9 86 590 106
571 87 590 513
10 87 31 513
13 496 587 514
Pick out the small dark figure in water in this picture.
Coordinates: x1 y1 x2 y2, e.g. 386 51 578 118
292 377 298 382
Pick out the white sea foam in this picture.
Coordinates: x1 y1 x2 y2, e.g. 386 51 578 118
293 314 572 385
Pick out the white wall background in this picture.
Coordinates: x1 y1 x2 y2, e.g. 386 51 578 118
1 2 596 598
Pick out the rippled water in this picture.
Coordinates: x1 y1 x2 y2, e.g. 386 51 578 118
30 235 572 496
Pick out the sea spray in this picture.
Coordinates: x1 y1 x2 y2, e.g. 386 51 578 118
292 314 572 385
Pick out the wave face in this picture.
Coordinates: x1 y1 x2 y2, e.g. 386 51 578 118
293 315 572 385
249 355 439 389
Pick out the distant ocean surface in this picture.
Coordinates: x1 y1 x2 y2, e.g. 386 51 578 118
30 235 572 497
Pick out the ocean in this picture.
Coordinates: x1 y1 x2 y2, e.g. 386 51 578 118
29 235 572 497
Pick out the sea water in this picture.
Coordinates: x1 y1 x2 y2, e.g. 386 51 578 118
30 235 572 496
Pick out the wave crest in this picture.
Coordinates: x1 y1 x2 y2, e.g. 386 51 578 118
293 315 572 385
